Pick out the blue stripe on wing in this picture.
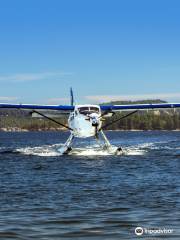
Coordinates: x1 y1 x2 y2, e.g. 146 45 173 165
0 104 74 111
100 103 180 111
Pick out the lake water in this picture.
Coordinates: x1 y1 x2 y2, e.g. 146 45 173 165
0 131 180 239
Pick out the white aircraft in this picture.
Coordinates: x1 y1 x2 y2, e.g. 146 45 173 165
1 88 180 155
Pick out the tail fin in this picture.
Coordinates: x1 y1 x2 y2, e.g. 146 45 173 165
70 87 74 106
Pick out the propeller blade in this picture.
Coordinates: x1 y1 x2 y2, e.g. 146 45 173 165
95 125 99 139
98 110 115 119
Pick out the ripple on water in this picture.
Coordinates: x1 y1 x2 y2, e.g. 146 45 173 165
0 131 180 239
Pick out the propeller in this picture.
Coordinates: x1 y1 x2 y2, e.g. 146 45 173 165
85 110 114 122
85 114 100 138
85 110 138 136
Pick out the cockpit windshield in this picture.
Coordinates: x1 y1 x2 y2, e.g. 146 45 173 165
90 107 99 113
78 107 89 115
78 107 100 115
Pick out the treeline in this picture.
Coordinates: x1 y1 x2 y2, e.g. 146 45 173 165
0 116 66 131
0 109 66 131
101 99 180 130
0 100 180 131
103 111 180 130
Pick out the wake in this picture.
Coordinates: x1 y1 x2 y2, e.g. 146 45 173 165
15 143 149 156
0 140 177 157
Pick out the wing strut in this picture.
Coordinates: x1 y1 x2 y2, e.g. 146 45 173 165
101 110 138 130
32 110 73 131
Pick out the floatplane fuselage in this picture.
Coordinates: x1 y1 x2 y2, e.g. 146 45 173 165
69 105 102 138
61 104 120 155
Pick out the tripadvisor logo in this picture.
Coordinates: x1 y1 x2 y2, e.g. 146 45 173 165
135 226 174 236
135 227 143 236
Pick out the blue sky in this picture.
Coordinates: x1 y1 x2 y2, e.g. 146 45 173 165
0 0 180 104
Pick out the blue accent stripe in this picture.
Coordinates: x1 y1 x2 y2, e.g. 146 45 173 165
1 103 180 112
0 104 74 111
100 103 180 111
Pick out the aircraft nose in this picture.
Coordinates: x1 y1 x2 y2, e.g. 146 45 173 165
91 118 99 127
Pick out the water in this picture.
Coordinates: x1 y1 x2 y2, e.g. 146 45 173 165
0 131 180 239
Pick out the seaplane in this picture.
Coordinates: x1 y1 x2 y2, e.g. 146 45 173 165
1 88 180 155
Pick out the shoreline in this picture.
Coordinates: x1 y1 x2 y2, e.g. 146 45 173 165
1 128 180 132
